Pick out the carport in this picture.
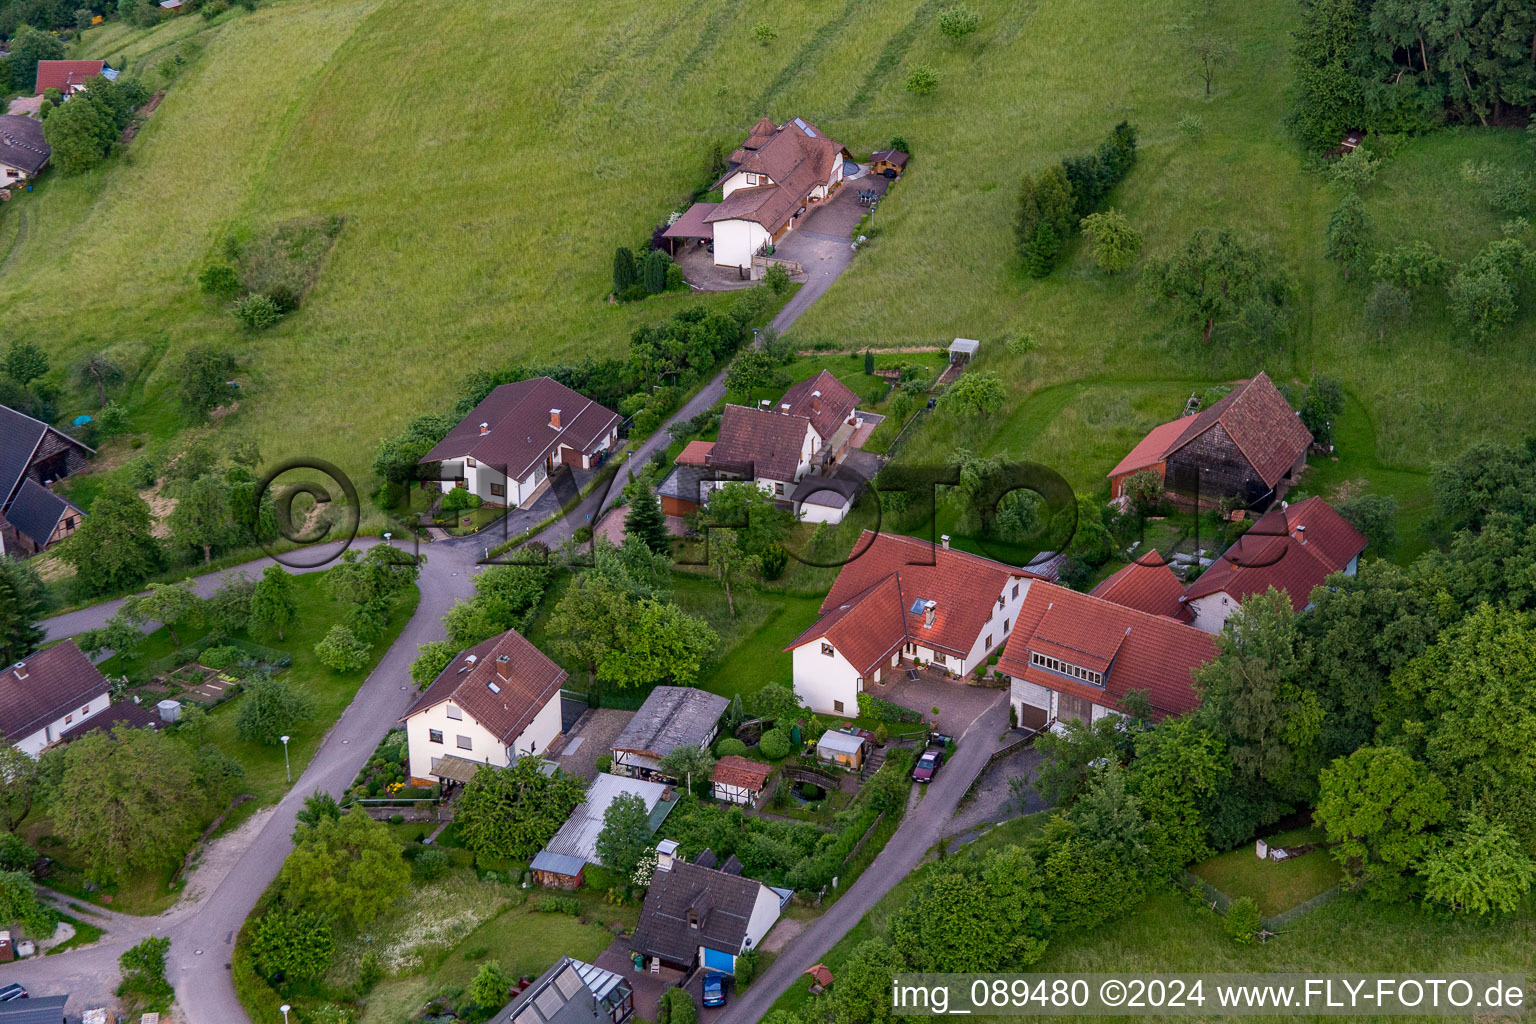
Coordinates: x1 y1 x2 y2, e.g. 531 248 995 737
661 202 718 255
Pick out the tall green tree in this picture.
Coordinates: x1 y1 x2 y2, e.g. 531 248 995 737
410 640 458 689
121 581 201 647
598 598 717 687
1324 191 1371 280
657 744 716 792
891 845 1050 971
2 341 48 387
235 674 317 745
1286 0 1367 149
0 558 46 665
172 346 238 419
625 480 671 554
613 247 637 293
938 371 1006 417
455 758 585 863
1015 165 1075 268
595 792 652 876
250 905 335 980
0 870 55 937
1315 745 1450 898
168 474 234 565
6 27 64 98
1079 208 1143 273
1143 229 1288 344
1421 812 1536 916
57 480 164 598
280 809 410 930
547 574 633 682
249 565 297 641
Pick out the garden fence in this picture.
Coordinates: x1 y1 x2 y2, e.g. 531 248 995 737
1180 870 1343 931
957 735 1035 808
136 634 292 682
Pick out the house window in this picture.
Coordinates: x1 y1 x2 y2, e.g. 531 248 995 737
64 715 72 724
1012 583 1020 599
746 173 760 186
490 482 505 497
688 909 699 929
833 700 844 713
820 642 835 657
775 482 785 495
985 634 993 650
1003 618 1010 633
466 458 477 468
429 729 443 744
933 652 946 666
80 705 90 715
457 735 473 750
446 704 463 720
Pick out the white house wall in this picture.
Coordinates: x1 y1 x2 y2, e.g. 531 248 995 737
405 699 506 781
13 690 110 758
795 500 848 525
513 689 564 758
791 643 861 715
713 220 770 269
1187 592 1238 634
742 884 782 951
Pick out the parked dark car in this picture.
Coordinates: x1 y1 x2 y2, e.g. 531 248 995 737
911 747 944 783
0 983 26 1001
703 974 726 1007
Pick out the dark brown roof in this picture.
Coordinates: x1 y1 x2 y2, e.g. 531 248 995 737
1185 496 1367 611
34 60 104 94
421 377 619 481
785 532 1037 671
58 699 163 742
6 479 80 550
779 370 858 441
402 628 567 746
712 755 772 790
0 641 111 743
870 149 909 167
707 118 848 234
1091 551 1192 622
1000 583 1217 718
0 403 92 511
1109 373 1312 488
661 202 719 241
708 404 810 482
0 115 49 175
632 855 771 964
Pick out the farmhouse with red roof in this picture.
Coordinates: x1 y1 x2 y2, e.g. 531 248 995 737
1183 496 1366 633
34 60 113 97
783 531 1038 714
1000 583 1218 732
1108 372 1312 511
1090 551 1192 622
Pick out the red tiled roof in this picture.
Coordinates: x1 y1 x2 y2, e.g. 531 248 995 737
402 628 567 745
1108 373 1312 489
1000 582 1217 718
712 755 772 790
0 641 110 743
785 532 1036 671
661 202 719 240
1107 417 1187 479
779 370 859 442
1185 496 1367 611
675 440 715 466
421 377 619 481
34 60 104 94
707 118 848 235
709 404 810 482
1091 551 1192 621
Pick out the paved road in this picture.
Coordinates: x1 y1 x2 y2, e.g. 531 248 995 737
721 692 1009 1024
15 210 862 1022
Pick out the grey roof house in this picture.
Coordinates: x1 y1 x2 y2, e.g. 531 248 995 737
631 841 786 972
0 641 113 758
0 114 51 180
489 958 633 1024
0 403 93 557
611 687 728 779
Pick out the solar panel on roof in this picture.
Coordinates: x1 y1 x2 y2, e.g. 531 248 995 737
909 598 926 615
488 681 501 694
794 117 816 137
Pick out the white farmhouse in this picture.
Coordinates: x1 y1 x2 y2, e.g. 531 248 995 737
0 641 111 758
784 531 1038 715
420 377 619 510
401 628 567 786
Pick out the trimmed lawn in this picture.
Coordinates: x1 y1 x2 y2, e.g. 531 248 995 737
1189 827 1342 918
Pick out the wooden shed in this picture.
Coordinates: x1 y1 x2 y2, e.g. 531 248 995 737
530 849 586 890
869 149 909 177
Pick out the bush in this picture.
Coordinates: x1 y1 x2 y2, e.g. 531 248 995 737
1177 114 1206 139
198 263 241 298
763 262 790 295
232 293 282 331
856 692 924 724
937 4 979 38
905 63 940 95
415 847 450 881
758 727 791 760
531 895 580 915
716 737 748 758
596 753 614 774
1223 895 1261 944
198 644 243 670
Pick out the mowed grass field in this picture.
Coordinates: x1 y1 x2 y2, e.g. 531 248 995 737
4 0 1527 512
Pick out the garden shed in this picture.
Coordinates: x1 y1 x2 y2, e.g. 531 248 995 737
815 729 866 770
530 849 587 890
947 338 980 364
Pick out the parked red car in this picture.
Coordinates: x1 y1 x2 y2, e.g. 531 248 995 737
911 747 945 783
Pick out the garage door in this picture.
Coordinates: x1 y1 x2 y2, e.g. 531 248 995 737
1017 701 1048 732
702 947 735 974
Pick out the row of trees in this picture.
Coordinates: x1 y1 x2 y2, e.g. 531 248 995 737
1015 122 1138 277
1289 0 1536 149
41 73 148 175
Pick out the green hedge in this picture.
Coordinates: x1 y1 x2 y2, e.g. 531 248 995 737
856 692 924 724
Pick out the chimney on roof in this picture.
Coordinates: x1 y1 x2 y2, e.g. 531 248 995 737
495 654 512 681
550 408 561 429
923 600 937 628
811 389 821 413
465 654 478 665
479 422 489 436
780 403 791 415
760 400 771 409
657 839 679 872
940 534 950 550
11 662 24 681
1295 524 1306 544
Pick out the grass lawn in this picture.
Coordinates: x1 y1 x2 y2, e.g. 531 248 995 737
43 913 105 956
1189 827 1341 918
25 568 417 914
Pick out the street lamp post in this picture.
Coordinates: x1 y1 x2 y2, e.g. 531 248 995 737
280 735 291 784
280 1005 291 1024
